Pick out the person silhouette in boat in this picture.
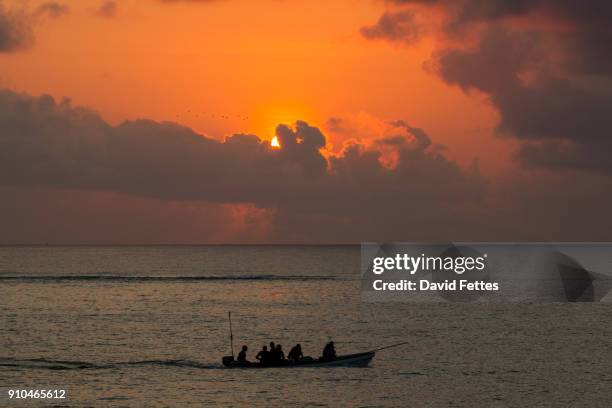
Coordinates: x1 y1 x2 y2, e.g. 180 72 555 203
269 342 276 363
237 345 249 364
322 341 336 361
275 344 286 363
288 344 303 362
255 345 269 365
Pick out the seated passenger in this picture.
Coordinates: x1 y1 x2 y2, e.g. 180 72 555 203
268 342 276 363
275 344 286 362
237 345 249 364
255 345 269 365
322 341 336 360
288 344 303 362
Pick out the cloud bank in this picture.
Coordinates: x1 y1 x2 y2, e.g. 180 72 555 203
363 0 612 173
0 89 490 242
1 89 612 243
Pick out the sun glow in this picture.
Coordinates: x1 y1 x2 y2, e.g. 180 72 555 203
271 136 280 148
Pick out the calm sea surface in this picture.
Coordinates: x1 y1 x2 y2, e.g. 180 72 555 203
1 246 612 407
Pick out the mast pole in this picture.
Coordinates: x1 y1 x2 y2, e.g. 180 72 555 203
228 312 235 359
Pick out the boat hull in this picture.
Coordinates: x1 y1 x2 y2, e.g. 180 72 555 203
222 351 375 369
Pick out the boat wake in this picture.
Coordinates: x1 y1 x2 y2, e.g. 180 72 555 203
0 357 222 370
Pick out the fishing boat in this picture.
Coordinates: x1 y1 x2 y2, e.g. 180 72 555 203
221 312 406 369
222 351 375 368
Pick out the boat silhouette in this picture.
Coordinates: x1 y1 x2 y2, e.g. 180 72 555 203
222 351 375 368
221 312 406 369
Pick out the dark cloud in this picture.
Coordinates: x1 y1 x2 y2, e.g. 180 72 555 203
2 89 612 242
360 11 421 44
389 120 431 149
0 89 457 204
364 0 612 173
0 2 32 52
386 0 612 28
96 1 117 18
417 0 612 76
0 89 491 242
325 114 438 154
435 27 612 142
433 27 612 173
36 2 70 19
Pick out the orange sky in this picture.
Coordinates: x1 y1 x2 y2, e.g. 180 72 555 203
0 0 510 172
2 0 612 244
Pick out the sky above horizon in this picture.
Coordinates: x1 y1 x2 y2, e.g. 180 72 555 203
1 0 611 244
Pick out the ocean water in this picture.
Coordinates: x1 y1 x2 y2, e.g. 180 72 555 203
1 246 612 407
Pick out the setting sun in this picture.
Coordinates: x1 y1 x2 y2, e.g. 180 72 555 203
271 136 280 148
